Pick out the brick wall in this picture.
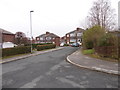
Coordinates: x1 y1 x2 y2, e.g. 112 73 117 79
2 34 15 43
55 37 60 46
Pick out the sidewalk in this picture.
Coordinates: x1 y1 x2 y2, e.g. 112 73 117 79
67 49 119 75
1 47 64 64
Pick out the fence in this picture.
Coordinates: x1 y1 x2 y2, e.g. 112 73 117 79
95 46 120 60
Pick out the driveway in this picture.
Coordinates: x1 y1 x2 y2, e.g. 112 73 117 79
2 47 118 88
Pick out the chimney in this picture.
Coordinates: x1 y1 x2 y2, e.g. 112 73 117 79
76 28 80 31
46 32 50 35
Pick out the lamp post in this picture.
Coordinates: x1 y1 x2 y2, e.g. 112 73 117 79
30 10 34 53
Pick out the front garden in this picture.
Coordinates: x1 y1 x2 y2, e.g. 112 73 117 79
82 25 120 61
2 43 56 58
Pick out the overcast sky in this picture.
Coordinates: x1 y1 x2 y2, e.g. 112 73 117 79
0 0 119 38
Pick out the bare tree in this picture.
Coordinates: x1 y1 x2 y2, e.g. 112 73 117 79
15 32 30 45
87 0 117 31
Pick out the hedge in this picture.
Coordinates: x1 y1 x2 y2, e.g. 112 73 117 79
95 46 119 60
2 46 31 57
25 43 52 49
36 44 56 51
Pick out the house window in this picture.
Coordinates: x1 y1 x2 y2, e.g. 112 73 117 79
70 39 76 43
40 37 43 40
67 34 69 37
77 33 83 36
46 37 51 40
70 33 75 37
37 38 40 40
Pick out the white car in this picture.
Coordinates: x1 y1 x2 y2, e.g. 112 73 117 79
60 43 64 47
2 42 17 48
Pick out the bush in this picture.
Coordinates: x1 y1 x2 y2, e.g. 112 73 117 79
85 41 94 49
2 46 31 57
82 25 105 49
25 43 52 49
63 44 69 46
36 44 56 51
98 33 117 47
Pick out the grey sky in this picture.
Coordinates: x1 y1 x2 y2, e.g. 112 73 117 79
0 0 119 38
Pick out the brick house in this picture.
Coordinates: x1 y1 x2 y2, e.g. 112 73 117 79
65 28 84 44
36 32 60 46
0 28 15 43
60 36 66 44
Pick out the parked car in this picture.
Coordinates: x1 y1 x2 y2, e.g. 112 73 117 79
71 43 80 47
60 43 65 47
77 42 82 46
2 42 17 48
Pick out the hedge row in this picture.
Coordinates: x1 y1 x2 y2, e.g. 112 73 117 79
36 44 56 51
25 43 52 49
2 46 31 57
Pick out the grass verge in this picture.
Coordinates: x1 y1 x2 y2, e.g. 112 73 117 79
82 49 118 62
82 49 95 55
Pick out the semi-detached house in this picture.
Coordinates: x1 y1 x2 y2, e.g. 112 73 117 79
36 32 60 46
0 28 15 43
65 28 84 44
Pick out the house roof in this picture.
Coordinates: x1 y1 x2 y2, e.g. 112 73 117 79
46 33 59 38
0 28 14 35
66 28 84 34
36 32 60 38
36 34 46 38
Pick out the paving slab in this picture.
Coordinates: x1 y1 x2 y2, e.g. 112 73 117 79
67 49 119 75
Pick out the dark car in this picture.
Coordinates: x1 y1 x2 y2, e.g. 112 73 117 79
71 43 79 47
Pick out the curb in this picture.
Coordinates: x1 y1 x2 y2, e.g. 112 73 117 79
66 52 119 76
1 47 64 64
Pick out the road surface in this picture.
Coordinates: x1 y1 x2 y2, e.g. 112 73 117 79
2 47 118 88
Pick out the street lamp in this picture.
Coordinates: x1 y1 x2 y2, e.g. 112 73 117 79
30 10 34 53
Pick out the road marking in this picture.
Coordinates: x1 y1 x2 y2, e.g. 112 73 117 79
56 77 84 88
20 76 43 88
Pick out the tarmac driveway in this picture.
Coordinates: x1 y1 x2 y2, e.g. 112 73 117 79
2 47 118 88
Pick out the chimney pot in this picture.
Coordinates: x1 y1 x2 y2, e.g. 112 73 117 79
46 32 50 34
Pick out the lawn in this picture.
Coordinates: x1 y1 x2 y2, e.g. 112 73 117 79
82 49 95 55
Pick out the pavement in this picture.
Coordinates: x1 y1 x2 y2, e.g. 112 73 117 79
67 48 119 75
1 47 64 64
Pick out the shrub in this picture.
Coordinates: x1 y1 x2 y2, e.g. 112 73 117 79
25 43 52 49
98 33 117 47
63 44 69 46
82 25 105 49
36 44 56 51
85 41 94 49
2 46 31 57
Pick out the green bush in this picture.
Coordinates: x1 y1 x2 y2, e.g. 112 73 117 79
25 43 52 49
82 25 105 49
85 41 94 49
2 46 31 57
36 44 56 51
98 33 117 47
63 44 69 46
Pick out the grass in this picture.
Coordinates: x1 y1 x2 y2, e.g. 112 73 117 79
89 54 118 62
82 49 95 55
2 52 31 59
82 49 118 62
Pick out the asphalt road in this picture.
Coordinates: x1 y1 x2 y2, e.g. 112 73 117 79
2 47 118 88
